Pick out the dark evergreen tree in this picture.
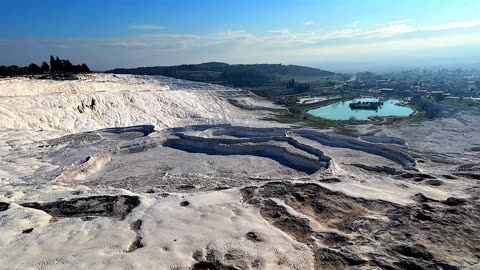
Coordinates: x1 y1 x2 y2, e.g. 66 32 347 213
8 65 20 76
0 66 7 77
1 56 90 77
27 63 41 74
63 60 73 73
81 64 90 73
49 55 56 73
72 65 81 73
286 79 296 89
55 56 62 73
41 62 49 73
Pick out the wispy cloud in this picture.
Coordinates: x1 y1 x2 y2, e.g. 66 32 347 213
115 18 480 51
128 24 167 30
304 21 314 26
419 19 480 31
388 19 415 25
268 29 291 35
3 18 480 70
366 23 416 37
56 18 480 53
317 18 480 40
116 34 200 50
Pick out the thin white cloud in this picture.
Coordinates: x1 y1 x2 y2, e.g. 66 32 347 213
282 33 480 61
320 28 362 40
215 30 255 40
110 34 200 49
268 29 290 34
366 23 416 37
109 18 480 51
304 21 314 26
4 18 480 70
419 19 480 31
111 41 149 47
318 23 415 40
388 19 415 25
128 24 167 30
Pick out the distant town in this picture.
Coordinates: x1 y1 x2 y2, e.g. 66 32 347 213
345 68 480 100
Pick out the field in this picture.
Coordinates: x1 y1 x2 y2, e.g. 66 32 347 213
440 97 480 108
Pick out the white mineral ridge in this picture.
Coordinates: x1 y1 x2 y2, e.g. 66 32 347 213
0 73 168 96
0 74 258 133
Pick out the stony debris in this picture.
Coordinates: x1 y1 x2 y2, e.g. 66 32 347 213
127 220 144 253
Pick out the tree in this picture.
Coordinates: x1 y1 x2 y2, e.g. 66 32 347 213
49 55 56 73
55 57 62 73
0 66 7 77
41 62 49 73
27 63 41 74
63 60 73 73
1 56 89 77
285 78 309 91
7 65 20 76
286 79 296 89
81 64 90 73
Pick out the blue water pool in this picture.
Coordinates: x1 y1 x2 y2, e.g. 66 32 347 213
307 98 414 120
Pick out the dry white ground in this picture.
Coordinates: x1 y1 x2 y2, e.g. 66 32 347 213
0 74 478 270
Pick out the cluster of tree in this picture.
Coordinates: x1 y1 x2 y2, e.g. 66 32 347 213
285 79 310 91
411 95 442 118
108 63 333 88
0 56 90 77
219 67 276 86
276 96 300 107
234 64 333 77
289 105 303 116
49 56 90 74
0 63 49 77
109 63 333 77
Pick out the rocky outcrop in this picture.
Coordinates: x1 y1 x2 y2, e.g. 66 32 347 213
20 195 140 220
241 182 480 269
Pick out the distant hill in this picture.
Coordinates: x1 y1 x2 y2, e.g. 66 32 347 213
107 62 334 87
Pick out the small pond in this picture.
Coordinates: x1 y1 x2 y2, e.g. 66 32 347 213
307 98 414 121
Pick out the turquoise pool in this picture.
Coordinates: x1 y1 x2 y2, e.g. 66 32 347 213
307 98 414 120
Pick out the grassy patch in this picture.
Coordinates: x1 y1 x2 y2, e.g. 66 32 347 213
440 98 480 108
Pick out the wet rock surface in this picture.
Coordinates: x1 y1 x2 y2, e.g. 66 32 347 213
241 182 480 269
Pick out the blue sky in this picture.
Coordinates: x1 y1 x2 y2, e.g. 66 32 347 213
1 0 480 71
